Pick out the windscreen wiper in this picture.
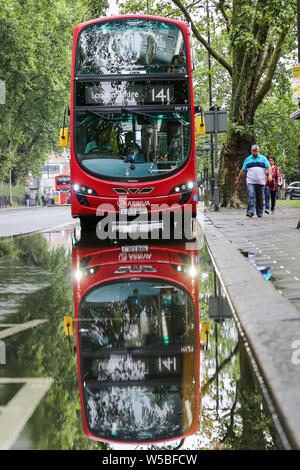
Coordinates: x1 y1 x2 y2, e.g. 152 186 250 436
121 107 190 126
85 110 122 122
121 107 166 121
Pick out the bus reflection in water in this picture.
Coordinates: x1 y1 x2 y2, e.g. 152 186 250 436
72 238 200 445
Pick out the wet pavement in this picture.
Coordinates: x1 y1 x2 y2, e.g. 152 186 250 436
202 205 300 312
0 224 281 450
198 204 300 449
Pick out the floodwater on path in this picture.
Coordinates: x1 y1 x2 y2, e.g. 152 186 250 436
0 227 280 450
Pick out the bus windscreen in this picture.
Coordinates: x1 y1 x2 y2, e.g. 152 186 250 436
75 111 190 179
56 176 70 186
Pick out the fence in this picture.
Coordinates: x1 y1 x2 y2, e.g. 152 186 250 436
0 195 8 208
0 194 26 208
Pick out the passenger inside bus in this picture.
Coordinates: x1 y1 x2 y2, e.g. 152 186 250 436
85 127 113 153
167 55 186 73
167 124 184 161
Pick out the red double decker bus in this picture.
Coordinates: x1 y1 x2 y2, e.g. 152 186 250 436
55 174 71 204
72 239 200 445
70 15 199 234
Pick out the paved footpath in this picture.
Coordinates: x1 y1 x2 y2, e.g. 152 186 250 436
197 204 300 449
204 205 300 312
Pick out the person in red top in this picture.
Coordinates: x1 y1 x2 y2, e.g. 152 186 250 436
265 156 281 214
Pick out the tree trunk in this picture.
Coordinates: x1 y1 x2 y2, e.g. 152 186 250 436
220 126 255 207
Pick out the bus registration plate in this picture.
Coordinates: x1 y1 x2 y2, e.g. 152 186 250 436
120 208 148 215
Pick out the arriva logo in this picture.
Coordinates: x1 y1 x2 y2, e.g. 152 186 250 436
117 198 150 208
117 199 127 208
0 340 6 365
128 201 150 207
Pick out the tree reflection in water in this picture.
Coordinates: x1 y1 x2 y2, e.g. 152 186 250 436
0 232 106 450
197 236 279 450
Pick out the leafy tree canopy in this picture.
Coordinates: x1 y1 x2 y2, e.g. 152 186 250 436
0 0 108 182
118 0 299 204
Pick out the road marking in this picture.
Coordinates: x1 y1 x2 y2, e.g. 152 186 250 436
0 320 48 340
0 377 54 450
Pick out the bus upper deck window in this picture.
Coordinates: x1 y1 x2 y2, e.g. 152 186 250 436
76 19 188 76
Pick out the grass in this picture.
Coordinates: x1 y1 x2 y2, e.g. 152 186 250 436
276 199 300 208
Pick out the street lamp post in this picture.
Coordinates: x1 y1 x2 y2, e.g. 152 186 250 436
8 118 12 207
298 0 300 64
206 1 215 202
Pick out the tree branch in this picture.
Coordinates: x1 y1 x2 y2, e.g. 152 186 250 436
254 30 288 109
163 0 203 18
171 0 233 76
231 48 249 117
201 342 239 397
232 10 270 119
212 0 231 26
257 35 274 81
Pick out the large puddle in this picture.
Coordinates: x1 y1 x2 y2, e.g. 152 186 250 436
0 227 280 450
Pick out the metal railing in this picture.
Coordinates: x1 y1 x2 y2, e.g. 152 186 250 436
0 195 8 208
0 195 26 208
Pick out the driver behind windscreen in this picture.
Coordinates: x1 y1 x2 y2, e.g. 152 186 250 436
121 131 144 163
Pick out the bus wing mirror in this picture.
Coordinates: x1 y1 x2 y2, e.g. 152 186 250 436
195 115 205 136
64 316 74 336
59 127 69 147
59 106 70 147
200 322 210 350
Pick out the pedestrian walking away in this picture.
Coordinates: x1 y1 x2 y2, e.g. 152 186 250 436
235 144 272 218
264 156 281 215
25 192 30 207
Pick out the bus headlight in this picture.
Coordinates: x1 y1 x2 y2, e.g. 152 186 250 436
171 264 197 277
170 181 195 194
74 266 100 281
74 269 82 281
189 266 197 278
72 184 98 196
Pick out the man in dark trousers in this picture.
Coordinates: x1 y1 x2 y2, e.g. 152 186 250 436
235 144 272 218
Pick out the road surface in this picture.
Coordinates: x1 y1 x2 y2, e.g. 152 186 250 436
0 206 76 237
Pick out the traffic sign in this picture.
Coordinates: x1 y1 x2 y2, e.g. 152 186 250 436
292 65 300 78
204 110 228 133
292 66 300 96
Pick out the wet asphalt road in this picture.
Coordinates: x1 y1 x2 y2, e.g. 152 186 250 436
0 206 76 237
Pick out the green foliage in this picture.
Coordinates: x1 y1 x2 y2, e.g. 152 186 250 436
255 95 300 181
1 0 297 196
0 0 110 183
119 0 298 202
81 0 108 20
0 0 80 180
